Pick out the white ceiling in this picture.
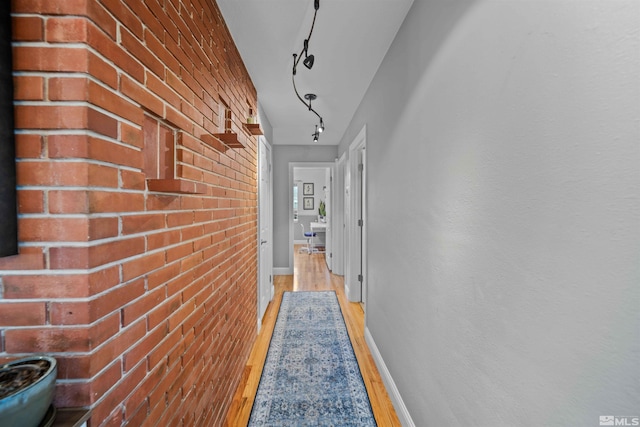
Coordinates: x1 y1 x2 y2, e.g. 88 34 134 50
217 0 414 145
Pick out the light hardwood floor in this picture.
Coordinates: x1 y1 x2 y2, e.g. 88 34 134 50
224 245 401 426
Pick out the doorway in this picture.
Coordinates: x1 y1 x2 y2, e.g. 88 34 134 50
288 162 335 274
258 136 273 330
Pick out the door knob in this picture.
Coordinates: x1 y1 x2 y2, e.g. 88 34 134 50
261 240 268 245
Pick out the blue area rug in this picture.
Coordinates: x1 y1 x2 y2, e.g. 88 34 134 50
248 291 377 426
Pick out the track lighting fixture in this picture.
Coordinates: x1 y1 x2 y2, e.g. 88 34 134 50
292 0 325 142
302 39 315 70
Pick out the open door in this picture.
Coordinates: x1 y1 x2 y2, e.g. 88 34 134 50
258 136 273 329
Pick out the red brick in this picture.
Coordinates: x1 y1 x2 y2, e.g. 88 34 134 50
148 327 182 370
88 50 118 89
144 28 180 72
88 80 143 124
100 0 143 39
5 327 91 353
91 318 145 375
54 381 91 408
86 1 118 40
49 301 91 325
120 26 164 78
87 23 144 83
48 76 88 101
88 266 120 296
13 0 88 15
56 354 91 380
148 70 182 109
121 169 146 191
88 163 119 188
49 190 89 214
48 134 89 158
0 302 47 326
14 105 86 130
120 121 144 149
90 361 123 405
13 75 44 100
87 107 118 138
120 74 164 118
121 213 165 235
17 190 44 213
124 364 162 420
15 134 43 158
13 15 44 41
88 191 145 213
121 286 165 327
13 46 88 72
17 161 87 186
123 323 167 372
2 274 89 299
89 313 120 349
46 17 88 42
89 217 119 240
148 295 181 332
18 217 89 242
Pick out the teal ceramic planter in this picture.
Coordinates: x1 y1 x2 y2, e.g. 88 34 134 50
0 356 57 427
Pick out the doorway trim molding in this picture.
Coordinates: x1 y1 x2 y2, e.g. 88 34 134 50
282 161 335 275
345 124 367 304
257 136 273 332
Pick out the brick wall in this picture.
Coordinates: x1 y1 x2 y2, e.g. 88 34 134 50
1 0 259 425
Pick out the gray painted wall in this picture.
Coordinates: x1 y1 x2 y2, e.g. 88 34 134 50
272 145 337 270
339 1 640 425
257 101 273 144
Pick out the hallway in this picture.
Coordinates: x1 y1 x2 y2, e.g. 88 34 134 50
224 246 400 426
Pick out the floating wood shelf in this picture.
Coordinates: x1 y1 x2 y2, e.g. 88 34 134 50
200 134 228 152
242 123 264 135
213 132 245 148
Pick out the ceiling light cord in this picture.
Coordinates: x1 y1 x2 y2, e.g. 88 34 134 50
292 5 319 74
291 0 324 142
291 73 323 121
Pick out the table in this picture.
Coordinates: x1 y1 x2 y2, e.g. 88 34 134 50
310 221 327 253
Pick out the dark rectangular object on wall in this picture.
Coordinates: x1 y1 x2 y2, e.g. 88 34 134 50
0 1 18 257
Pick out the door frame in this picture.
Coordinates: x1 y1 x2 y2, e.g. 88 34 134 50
257 136 273 331
345 125 367 306
288 162 335 273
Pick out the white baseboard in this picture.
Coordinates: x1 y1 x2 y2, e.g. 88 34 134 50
364 327 415 427
273 267 292 275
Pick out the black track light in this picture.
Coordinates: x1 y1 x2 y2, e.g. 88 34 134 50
303 54 315 70
318 118 324 133
302 39 314 70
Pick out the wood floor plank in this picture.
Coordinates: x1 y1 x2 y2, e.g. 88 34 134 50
224 246 400 426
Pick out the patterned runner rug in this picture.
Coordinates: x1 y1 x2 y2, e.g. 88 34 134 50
248 291 377 426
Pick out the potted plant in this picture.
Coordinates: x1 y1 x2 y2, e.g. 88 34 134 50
318 200 326 220
0 355 57 427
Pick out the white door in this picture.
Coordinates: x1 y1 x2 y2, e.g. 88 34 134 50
324 169 332 270
258 137 273 329
345 125 367 305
